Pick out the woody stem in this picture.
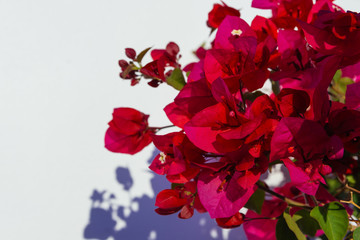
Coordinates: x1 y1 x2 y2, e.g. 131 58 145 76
256 182 312 210
150 125 175 131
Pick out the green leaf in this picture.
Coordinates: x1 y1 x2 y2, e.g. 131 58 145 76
353 192 360 219
330 69 354 103
136 47 151 63
243 91 265 103
333 69 342 83
346 175 357 185
171 183 184 189
354 227 360 240
293 209 320 237
310 202 349 240
325 177 342 195
245 186 265 214
166 68 186 90
283 210 306 240
276 215 298 240
334 76 354 95
121 63 137 78
271 80 280 95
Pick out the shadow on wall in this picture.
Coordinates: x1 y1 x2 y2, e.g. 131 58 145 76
83 150 247 240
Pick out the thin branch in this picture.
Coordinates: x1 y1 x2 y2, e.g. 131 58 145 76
345 184 360 195
150 125 175 132
256 183 312 210
340 191 360 210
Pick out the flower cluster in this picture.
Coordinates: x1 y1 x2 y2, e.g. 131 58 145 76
106 1 360 239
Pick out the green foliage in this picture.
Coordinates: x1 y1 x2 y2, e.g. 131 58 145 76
166 68 186 90
353 227 360 240
136 47 152 63
330 69 354 102
171 183 184 189
243 91 265 103
293 209 320 237
283 210 306 240
310 202 349 240
245 185 265 214
276 214 298 240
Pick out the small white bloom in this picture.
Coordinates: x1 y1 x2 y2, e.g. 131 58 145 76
231 29 242 36
159 152 167 164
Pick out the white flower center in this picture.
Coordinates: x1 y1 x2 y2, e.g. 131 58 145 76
231 29 242 36
159 152 167 164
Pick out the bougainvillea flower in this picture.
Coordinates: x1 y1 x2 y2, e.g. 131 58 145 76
275 88 310 117
216 212 244 228
218 95 278 156
207 2 241 29
197 169 256 218
243 199 287 240
270 117 344 194
342 61 360 82
214 15 257 50
186 60 205 82
328 108 360 153
282 158 327 195
345 82 360 110
155 189 188 210
251 0 277 10
311 56 341 123
270 117 343 163
105 108 153 154
151 42 180 67
184 102 231 153
270 29 315 89
252 0 313 29
155 182 206 218
299 11 360 66
184 78 248 153
204 48 243 87
140 59 166 82
174 78 217 115
149 132 202 183
307 0 344 24
204 48 267 92
163 102 191 129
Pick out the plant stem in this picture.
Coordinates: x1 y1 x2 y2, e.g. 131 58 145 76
346 184 360 195
256 182 312 210
244 217 276 222
150 125 175 132
271 80 280 95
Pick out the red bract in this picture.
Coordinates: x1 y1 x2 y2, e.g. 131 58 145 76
346 82 360 110
328 109 360 153
299 11 360 66
216 212 244 228
243 199 287 240
214 15 257 50
207 1 240 29
149 132 202 183
252 0 313 29
307 0 344 24
184 78 247 153
151 42 180 68
104 108 153 155
155 189 188 210
197 169 256 218
155 182 206 218
275 88 310 117
270 117 344 194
